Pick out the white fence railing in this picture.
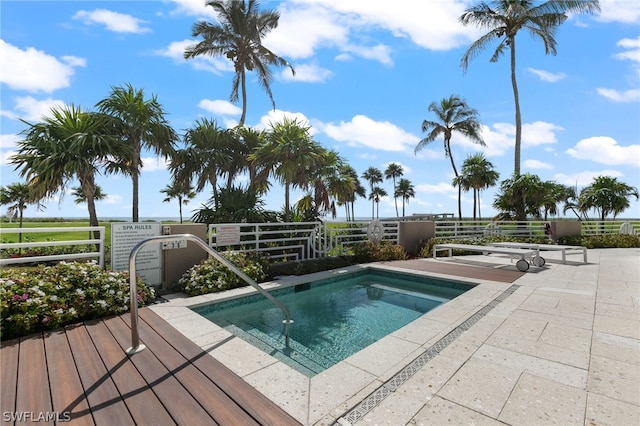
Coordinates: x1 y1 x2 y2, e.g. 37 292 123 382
0 226 105 268
208 221 399 260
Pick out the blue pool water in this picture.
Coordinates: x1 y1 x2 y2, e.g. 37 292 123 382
192 268 474 376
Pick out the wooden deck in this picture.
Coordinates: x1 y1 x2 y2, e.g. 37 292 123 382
0 308 301 426
383 258 525 283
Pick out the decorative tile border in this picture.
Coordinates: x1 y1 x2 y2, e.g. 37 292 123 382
336 284 520 425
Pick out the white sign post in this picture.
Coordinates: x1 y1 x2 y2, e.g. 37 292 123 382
111 223 162 286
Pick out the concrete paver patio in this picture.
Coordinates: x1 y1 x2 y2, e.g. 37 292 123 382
152 248 639 425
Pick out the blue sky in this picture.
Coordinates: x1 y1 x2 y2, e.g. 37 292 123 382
1 0 639 221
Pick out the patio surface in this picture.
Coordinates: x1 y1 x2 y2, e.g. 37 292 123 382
151 247 639 425
1 248 638 425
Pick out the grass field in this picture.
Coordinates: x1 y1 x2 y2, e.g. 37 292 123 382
0 221 115 245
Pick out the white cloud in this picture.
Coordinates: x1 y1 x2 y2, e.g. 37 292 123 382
254 109 315 134
415 182 456 195
141 157 169 172
197 99 241 116
0 150 16 166
103 194 123 205
596 88 640 102
566 136 640 166
475 121 563 156
281 62 332 82
554 170 623 187
527 68 566 82
2 96 66 122
596 0 640 24
319 115 419 152
168 0 219 19
0 40 85 93
615 36 640 63
0 134 19 149
263 0 474 67
155 39 232 74
523 159 553 170
73 9 151 33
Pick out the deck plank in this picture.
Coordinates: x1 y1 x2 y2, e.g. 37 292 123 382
43 330 94 425
0 338 19 418
15 334 53 426
102 315 218 426
139 308 302 426
385 258 524 283
83 320 176 426
64 323 135 426
123 313 261 426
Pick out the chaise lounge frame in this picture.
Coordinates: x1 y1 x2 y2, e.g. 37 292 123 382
432 243 544 272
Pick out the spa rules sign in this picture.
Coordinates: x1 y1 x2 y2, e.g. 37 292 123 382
111 223 162 286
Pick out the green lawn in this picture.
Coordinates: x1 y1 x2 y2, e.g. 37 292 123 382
0 221 115 245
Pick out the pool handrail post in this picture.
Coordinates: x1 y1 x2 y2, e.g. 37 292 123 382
126 234 292 354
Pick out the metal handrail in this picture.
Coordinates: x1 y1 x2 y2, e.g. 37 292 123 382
126 234 292 354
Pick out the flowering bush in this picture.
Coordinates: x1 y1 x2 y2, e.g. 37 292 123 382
179 251 270 296
0 261 155 340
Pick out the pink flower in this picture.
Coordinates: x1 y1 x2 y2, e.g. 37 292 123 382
22 293 29 301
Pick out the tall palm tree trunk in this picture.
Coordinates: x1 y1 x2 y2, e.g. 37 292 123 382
393 177 398 217
284 183 291 222
510 36 522 176
240 70 247 127
132 141 141 222
446 137 462 221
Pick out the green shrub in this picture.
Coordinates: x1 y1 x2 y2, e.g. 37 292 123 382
352 241 407 262
179 251 270 296
0 261 155 340
560 234 640 248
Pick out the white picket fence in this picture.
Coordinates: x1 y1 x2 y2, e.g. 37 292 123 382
0 226 105 268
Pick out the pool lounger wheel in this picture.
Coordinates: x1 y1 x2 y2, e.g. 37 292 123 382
516 259 530 272
532 256 546 267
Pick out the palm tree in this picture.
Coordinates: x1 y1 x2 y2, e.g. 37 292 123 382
249 117 324 222
459 153 499 220
11 105 132 233
72 185 107 204
369 187 388 219
395 178 415 217
234 126 271 194
0 183 44 244
459 0 600 175
184 0 295 126
362 167 383 220
170 118 233 209
540 181 571 220
385 163 404 217
415 95 485 221
578 176 639 221
493 173 546 220
96 83 178 222
161 181 196 224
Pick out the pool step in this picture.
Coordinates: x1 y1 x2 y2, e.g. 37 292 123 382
224 321 334 376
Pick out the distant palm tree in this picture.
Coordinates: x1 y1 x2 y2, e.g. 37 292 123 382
395 178 415 217
72 185 107 205
459 153 499 220
578 176 639 221
493 173 546 221
184 0 295 126
415 95 485 221
12 105 132 235
250 117 324 222
540 181 571 221
369 187 388 219
459 0 600 175
161 181 196 224
96 84 177 222
385 163 404 217
0 183 44 244
235 126 271 194
362 167 383 220
171 118 233 209
337 165 365 221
